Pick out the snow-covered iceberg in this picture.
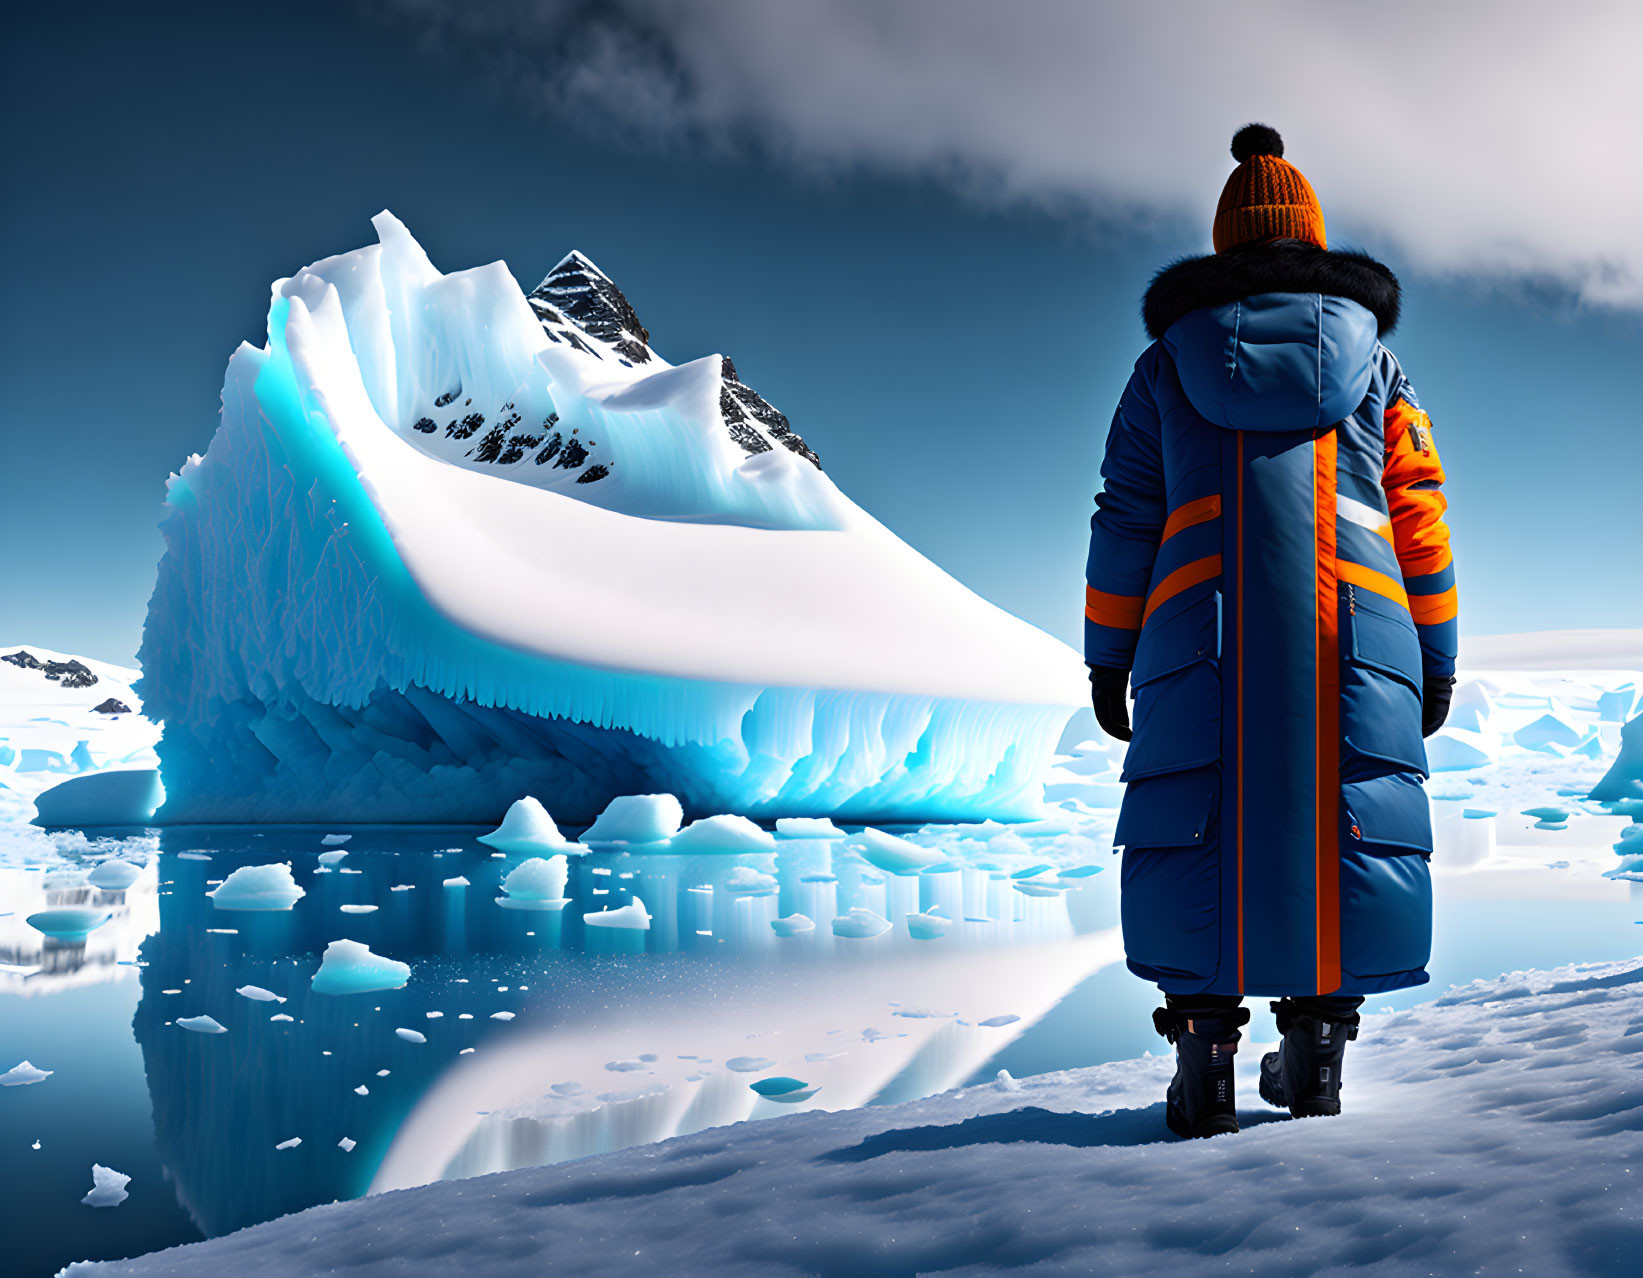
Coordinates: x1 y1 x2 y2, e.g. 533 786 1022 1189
137 213 1081 825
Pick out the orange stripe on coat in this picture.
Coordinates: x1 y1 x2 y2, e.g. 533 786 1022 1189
1314 429 1342 995
1408 585 1459 626
1338 559 1410 610
1161 494 1221 542
1141 555 1222 626
1085 585 1144 630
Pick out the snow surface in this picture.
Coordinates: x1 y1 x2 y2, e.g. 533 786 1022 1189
135 214 1082 824
64 958 1643 1276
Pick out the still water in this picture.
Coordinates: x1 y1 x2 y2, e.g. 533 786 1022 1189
2 823 1639 1277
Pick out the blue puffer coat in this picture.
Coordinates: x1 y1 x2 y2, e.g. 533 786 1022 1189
1085 241 1457 997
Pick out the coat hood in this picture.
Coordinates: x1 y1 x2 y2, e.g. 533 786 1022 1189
1145 241 1398 433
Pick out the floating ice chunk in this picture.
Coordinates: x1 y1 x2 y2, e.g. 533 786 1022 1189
478 796 571 854
831 907 892 939
2 1061 53 1086
32 768 163 828
82 1164 130 1207
724 865 778 893
906 911 949 940
994 1069 1021 1093
978 1014 1021 1028
322 834 352 846
1572 732 1606 759
606 1059 650 1072
490 1011 516 1021
500 855 570 903
338 1137 357 1152
177 851 212 861
177 1015 226 1034
1427 728 1497 771
583 897 651 929
1514 714 1583 752
270 1013 294 1022
395 1028 427 1043
426 1011 444 1019
310 939 411 996
1598 686 1637 723
774 817 846 840
749 1076 817 1103
1010 864 1054 880
581 794 683 846
354 1085 369 1096
236 985 287 1003
1059 865 1103 880
339 904 378 914
317 850 348 866
846 827 943 873
669 814 777 853
1522 806 1570 822
275 1137 301 1150
390 884 415 892
87 860 143 890
209 863 306 911
443 876 470 888
1014 881 1063 898
770 913 814 937
25 908 111 939
726 1056 775 1072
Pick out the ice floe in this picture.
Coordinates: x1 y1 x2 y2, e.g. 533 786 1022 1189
310 940 411 996
208 863 306 911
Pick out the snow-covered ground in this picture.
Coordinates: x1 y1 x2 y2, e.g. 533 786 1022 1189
62 956 1643 1277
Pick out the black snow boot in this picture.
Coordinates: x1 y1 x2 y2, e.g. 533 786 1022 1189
1153 1005 1251 1138
1259 998 1361 1118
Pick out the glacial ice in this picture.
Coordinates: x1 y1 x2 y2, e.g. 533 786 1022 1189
2 1060 53 1086
582 795 683 847
81 1164 131 1207
499 855 569 902
723 865 778 893
209 864 306 911
774 817 846 839
583 899 651 930
1514 713 1583 752
906 910 950 940
135 213 1081 826
176 1016 227 1034
478 798 571 854
667 814 776 852
86 860 143 889
310 940 411 995
26 907 112 939
770 913 815 937
236 985 286 1003
831 908 892 939
846 827 944 873
31 768 163 828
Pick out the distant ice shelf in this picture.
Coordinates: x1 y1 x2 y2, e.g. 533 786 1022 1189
137 212 1083 824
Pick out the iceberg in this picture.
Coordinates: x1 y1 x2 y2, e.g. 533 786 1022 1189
667 814 777 853
31 768 163 828
770 913 815 937
26 908 112 939
136 213 1081 826
774 817 846 840
582 899 651 930
317 849 348 866
208 863 306 911
310 939 411 996
1591 714 1643 802
831 907 892 939
236 985 286 1003
478 797 571 854
845 827 944 873
581 795 683 847
86 860 144 890
176 1016 227 1035
496 855 571 910
81 1164 131 1208
2 1060 53 1086
395 1028 427 1044
749 1076 818 1103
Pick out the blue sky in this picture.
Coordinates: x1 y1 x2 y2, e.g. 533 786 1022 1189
2 2 1639 667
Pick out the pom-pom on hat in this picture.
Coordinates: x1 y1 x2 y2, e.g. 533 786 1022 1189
1212 124 1326 253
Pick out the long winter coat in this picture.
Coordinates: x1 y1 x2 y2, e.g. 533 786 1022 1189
1086 240 1457 998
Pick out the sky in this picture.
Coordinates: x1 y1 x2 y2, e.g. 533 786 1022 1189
1 0 1639 668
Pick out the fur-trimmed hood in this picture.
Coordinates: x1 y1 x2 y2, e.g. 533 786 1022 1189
1142 240 1400 340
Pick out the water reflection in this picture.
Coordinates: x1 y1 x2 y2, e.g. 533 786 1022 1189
127 828 1119 1237
0 860 157 995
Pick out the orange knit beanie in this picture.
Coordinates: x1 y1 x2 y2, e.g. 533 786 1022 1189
1213 124 1326 253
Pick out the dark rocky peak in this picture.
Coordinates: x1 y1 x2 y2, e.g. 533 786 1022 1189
93 697 131 715
3 649 42 669
720 357 821 469
530 251 653 365
44 659 97 688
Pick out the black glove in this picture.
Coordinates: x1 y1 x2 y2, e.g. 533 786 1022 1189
1088 663 1132 742
1421 676 1455 738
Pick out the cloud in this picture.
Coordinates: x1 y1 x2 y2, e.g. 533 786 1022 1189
366 0 1643 307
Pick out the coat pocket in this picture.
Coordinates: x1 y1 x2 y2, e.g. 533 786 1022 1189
1338 772 1433 978
1340 585 1428 777
1122 589 1221 782
1117 766 1221 984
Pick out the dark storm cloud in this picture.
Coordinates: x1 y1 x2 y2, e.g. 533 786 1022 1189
378 0 1642 306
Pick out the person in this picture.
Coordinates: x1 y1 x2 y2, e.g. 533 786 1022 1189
1084 124 1457 1138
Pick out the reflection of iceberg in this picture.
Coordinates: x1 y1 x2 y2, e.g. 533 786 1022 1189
0 859 157 996
125 827 1118 1239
